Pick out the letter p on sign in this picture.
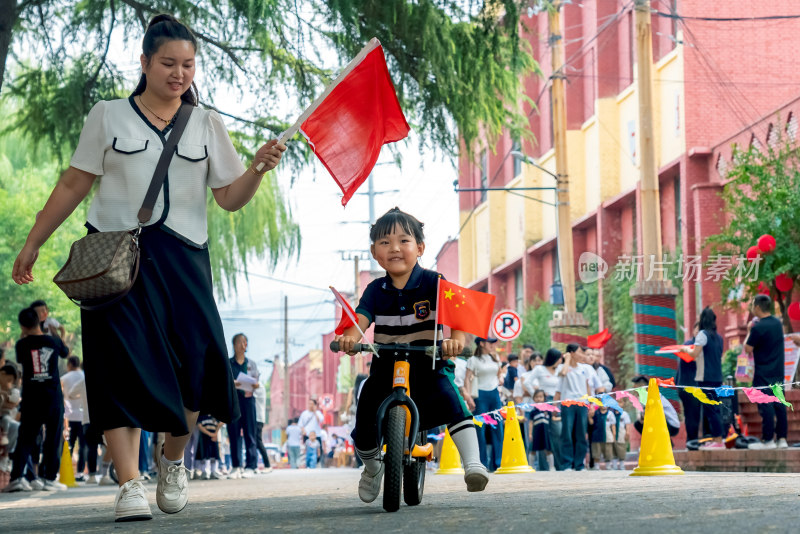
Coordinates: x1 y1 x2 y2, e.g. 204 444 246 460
492 310 522 342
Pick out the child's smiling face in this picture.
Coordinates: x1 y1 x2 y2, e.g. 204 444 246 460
371 224 425 280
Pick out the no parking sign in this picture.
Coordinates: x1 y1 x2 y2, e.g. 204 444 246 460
492 309 522 341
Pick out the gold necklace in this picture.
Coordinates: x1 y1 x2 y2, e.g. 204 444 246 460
138 95 174 124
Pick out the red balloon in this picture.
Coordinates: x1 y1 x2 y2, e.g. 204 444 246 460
789 302 800 322
746 246 761 262
757 234 776 253
757 282 770 295
775 273 794 293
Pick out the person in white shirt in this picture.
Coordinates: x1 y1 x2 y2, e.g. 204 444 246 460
451 356 474 411
465 337 504 472
285 419 303 468
631 375 680 437
529 348 564 470
252 383 272 472
61 356 88 481
554 344 593 471
11 14 287 523
298 398 324 467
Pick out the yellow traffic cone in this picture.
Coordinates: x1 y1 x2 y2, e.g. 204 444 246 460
59 440 77 487
435 429 464 475
495 402 534 474
630 378 684 476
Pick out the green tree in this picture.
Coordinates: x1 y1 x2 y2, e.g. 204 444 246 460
515 298 555 355
705 138 800 331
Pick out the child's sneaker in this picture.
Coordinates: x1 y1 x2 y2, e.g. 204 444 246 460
114 479 152 522
99 474 117 486
747 440 776 450
357 463 385 503
156 455 189 514
699 441 725 450
43 479 67 491
2 478 32 492
776 438 789 449
28 478 45 490
210 470 224 480
464 464 489 492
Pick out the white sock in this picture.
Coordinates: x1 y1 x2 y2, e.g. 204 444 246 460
210 459 217 471
448 420 483 470
356 447 382 476
161 454 183 465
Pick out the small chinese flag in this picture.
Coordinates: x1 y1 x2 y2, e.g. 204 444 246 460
301 42 410 206
436 279 496 339
330 286 359 335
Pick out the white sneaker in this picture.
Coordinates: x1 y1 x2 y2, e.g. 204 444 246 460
776 438 789 449
357 463 385 503
227 467 242 479
0 457 12 472
29 478 45 490
210 470 224 480
99 474 117 486
87 472 100 484
44 479 67 491
748 440 777 450
114 479 152 522
2 478 32 492
193 469 203 480
242 468 255 478
464 464 489 492
156 456 189 514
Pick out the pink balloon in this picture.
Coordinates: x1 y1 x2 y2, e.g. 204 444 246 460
775 273 794 293
757 234 776 253
788 302 800 322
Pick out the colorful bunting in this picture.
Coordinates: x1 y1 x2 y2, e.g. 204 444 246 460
600 394 623 414
685 386 722 405
581 395 604 407
770 385 794 410
743 387 781 404
615 390 644 412
715 385 735 397
482 414 498 426
472 417 484 428
656 377 676 387
533 403 561 413
562 400 589 408
634 387 648 406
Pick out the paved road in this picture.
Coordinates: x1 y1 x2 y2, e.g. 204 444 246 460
1 469 798 533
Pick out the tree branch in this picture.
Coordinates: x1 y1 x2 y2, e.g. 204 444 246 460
199 102 285 135
86 0 116 95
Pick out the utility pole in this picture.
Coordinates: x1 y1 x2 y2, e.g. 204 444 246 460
635 0 663 278
549 1 576 314
547 0 589 350
283 294 289 426
630 0 678 384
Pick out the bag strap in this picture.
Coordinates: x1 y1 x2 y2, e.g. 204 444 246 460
137 103 195 223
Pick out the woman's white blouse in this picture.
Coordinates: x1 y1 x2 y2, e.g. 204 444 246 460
70 99 245 246
466 355 501 392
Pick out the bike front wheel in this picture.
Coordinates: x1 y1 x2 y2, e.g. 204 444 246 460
383 405 406 512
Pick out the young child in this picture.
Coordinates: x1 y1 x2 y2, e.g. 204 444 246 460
30 300 66 340
194 414 223 479
5 307 69 492
607 398 631 470
529 389 552 471
305 430 321 469
337 208 489 503
589 405 613 470
0 364 22 468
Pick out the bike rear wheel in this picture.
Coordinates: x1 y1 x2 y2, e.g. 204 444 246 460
383 406 406 512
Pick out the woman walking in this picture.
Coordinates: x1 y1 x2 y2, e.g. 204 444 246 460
12 14 285 522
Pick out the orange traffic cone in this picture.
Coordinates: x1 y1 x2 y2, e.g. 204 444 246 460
59 440 77 487
435 429 464 475
630 378 684 476
495 402 534 474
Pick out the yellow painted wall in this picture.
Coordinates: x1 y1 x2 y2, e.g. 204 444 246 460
458 47 685 288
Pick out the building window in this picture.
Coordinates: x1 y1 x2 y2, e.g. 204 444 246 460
480 149 488 203
787 112 797 142
514 267 524 314
512 137 522 178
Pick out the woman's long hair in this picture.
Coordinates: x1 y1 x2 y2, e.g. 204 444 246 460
474 340 499 362
699 306 717 333
132 14 199 106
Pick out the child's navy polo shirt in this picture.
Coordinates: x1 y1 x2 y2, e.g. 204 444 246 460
356 263 444 347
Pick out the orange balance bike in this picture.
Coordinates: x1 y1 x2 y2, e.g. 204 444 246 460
330 341 471 512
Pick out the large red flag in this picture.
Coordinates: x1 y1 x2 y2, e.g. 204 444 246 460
300 42 410 206
436 279 496 339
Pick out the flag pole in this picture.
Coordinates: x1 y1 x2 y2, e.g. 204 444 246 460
256 37 383 170
432 277 441 370
329 286 379 356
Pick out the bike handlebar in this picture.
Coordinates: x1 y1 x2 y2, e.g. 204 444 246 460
329 341 472 358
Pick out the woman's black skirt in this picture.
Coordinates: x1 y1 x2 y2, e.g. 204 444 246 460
81 228 239 435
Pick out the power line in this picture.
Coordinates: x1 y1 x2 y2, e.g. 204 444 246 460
235 269 330 293
654 11 800 22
